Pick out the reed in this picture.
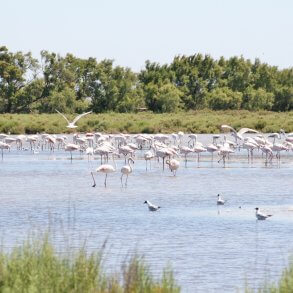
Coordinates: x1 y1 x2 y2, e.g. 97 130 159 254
0 234 180 292
0 110 292 134
246 260 293 293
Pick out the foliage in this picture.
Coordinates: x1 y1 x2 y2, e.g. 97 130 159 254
0 111 292 134
1 46 293 113
247 259 293 293
207 87 242 110
0 234 180 292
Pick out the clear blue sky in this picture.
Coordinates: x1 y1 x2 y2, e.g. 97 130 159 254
1 0 293 71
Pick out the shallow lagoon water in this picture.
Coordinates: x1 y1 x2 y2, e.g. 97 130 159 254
0 134 293 292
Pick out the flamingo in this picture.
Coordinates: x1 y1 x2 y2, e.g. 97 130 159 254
91 155 116 187
206 144 218 161
166 159 180 176
0 142 10 159
221 125 258 144
280 129 293 143
179 146 194 165
144 150 155 171
144 200 160 211
120 157 134 187
255 208 272 220
65 144 79 161
55 110 92 129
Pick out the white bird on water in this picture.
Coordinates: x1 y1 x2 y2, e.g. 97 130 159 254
166 159 180 176
144 200 161 211
120 157 134 187
255 207 272 220
217 194 226 205
55 110 92 128
91 155 116 187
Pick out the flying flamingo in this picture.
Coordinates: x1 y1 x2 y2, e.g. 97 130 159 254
221 125 258 144
120 157 134 187
91 155 116 187
55 110 92 129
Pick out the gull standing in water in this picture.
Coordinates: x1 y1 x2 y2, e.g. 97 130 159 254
144 200 161 211
55 110 92 129
255 207 272 220
217 194 226 205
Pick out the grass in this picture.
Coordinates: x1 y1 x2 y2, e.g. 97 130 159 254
0 234 180 293
246 260 293 293
0 110 292 134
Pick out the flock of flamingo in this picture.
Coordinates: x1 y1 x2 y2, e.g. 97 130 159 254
0 111 292 219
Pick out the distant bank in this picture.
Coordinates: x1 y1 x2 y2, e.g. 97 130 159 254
0 111 292 134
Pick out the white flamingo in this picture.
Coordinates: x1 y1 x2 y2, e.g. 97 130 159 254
166 159 180 176
65 143 79 161
221 125 258 144
144 150 155 171
55 110 92 129
0 142 10 159
120 157 134 186
91 155 116 187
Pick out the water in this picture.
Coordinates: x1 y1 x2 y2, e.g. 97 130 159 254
1 134 293 292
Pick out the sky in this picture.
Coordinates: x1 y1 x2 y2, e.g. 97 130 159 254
1 0 293 72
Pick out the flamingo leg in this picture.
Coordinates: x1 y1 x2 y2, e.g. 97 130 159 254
91 172 96 187
104 174 107 187
121 174 124 186
125 174 128 186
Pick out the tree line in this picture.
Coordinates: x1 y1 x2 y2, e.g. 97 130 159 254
0 45 292 114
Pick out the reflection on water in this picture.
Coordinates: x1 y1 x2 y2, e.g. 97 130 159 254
0 135 293 292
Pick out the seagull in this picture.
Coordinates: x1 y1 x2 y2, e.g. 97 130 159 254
255 207 272 220
55 110 92 128
217 194 226 205
144 200 160 211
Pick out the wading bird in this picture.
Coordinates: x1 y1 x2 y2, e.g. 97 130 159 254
65 144 79 161
144 150 155 171
221 125 259 144
55 110 92 129
255 207 272 220
166 159 180 176
0 142 10 159
144 200 160 211
217 194 226 205
120 157 134 187
91 155 116 187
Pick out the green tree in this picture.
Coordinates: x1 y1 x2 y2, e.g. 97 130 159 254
207 87 242 110
242 87 274 110
144 82 182 113
0 46 38 113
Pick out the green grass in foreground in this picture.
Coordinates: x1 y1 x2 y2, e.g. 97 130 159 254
0 235 179 293
246 260 293 293
0 110 293 134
